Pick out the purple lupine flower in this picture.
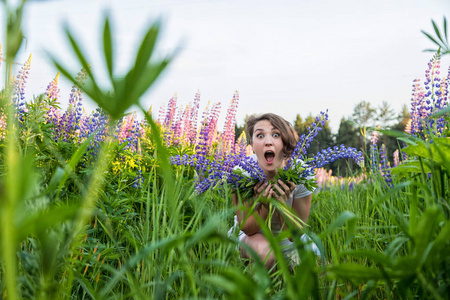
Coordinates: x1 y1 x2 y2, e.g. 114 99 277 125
235 132 248 157
408 53 449 142
285 110 329 170
162 93 177 145
12 55 32 124
171 108 183 146
422 53 449 138
132 169 143 189
115 113 141 152
164 93 177 128
45 73 62 141
410 79 426 138
170 107 363 196
83 108 109 155
434 74 448 137
46 73 60 102
195 152 265 195
309 145 364 170
369 131 379 173
379 144 393 187
132 118 143 153
69 68 88 142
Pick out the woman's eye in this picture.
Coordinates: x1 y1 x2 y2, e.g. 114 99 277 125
257 134 264 138
273 133 280 137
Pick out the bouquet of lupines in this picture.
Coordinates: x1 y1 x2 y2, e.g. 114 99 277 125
171 110 365 200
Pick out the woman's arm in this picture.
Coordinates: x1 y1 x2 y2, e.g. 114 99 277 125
232 182 271 236
291 193 312 224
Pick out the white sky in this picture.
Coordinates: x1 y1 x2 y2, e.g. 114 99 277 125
1 0 450 132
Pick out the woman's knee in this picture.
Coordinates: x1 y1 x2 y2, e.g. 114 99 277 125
241 234 275 267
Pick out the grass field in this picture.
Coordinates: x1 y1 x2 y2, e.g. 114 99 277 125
0 2 449 299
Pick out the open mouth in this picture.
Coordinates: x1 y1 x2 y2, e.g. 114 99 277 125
264 150 275 163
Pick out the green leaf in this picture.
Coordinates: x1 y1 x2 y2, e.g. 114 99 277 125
391 161 426 174
64 25 96 81
431 220 450 254
378 129 412 139
50 58 105 114
397 137 418 146
338 249 392 266
432 19 445 44
203 269 258 298
422 30 442 47
429 105 450 118
345 215 356 245
47 134 94 198
130 58 172 104
402 142 429 159
75 272 102 300
320 211 357 237
327 264 384 281
5 2 26 65
133 22 160 78
444 17 448 44
103 15 114 78
46 167 65 195
414 206 442 264
16 205 78 242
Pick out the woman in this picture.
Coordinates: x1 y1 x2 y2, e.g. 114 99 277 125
231 113 318 269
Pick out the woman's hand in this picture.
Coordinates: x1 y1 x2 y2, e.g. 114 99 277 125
253 181 272 199
270 180 296 204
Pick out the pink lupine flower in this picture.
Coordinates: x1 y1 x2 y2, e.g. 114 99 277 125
222 91 239 156
115 112 142 152
157 103 166 125
314 168 365 190
393 149 400 167
163 93 178 145
45 73 61 139
207 102 221 150
46 73 60 102
0 113 6 140
188 91 201 144
164 93 177 128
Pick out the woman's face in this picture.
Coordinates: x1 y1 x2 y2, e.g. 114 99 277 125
251 120 286 177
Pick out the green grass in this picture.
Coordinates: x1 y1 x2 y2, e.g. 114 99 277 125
0 1 449 298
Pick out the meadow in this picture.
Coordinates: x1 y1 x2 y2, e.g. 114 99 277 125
0 2 449 299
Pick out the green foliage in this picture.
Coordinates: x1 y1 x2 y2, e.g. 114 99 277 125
50 14 175 122
422 17 450 56
351 101 376 130
0 2 448 299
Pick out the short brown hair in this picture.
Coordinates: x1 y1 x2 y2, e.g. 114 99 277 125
246 113 298 157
